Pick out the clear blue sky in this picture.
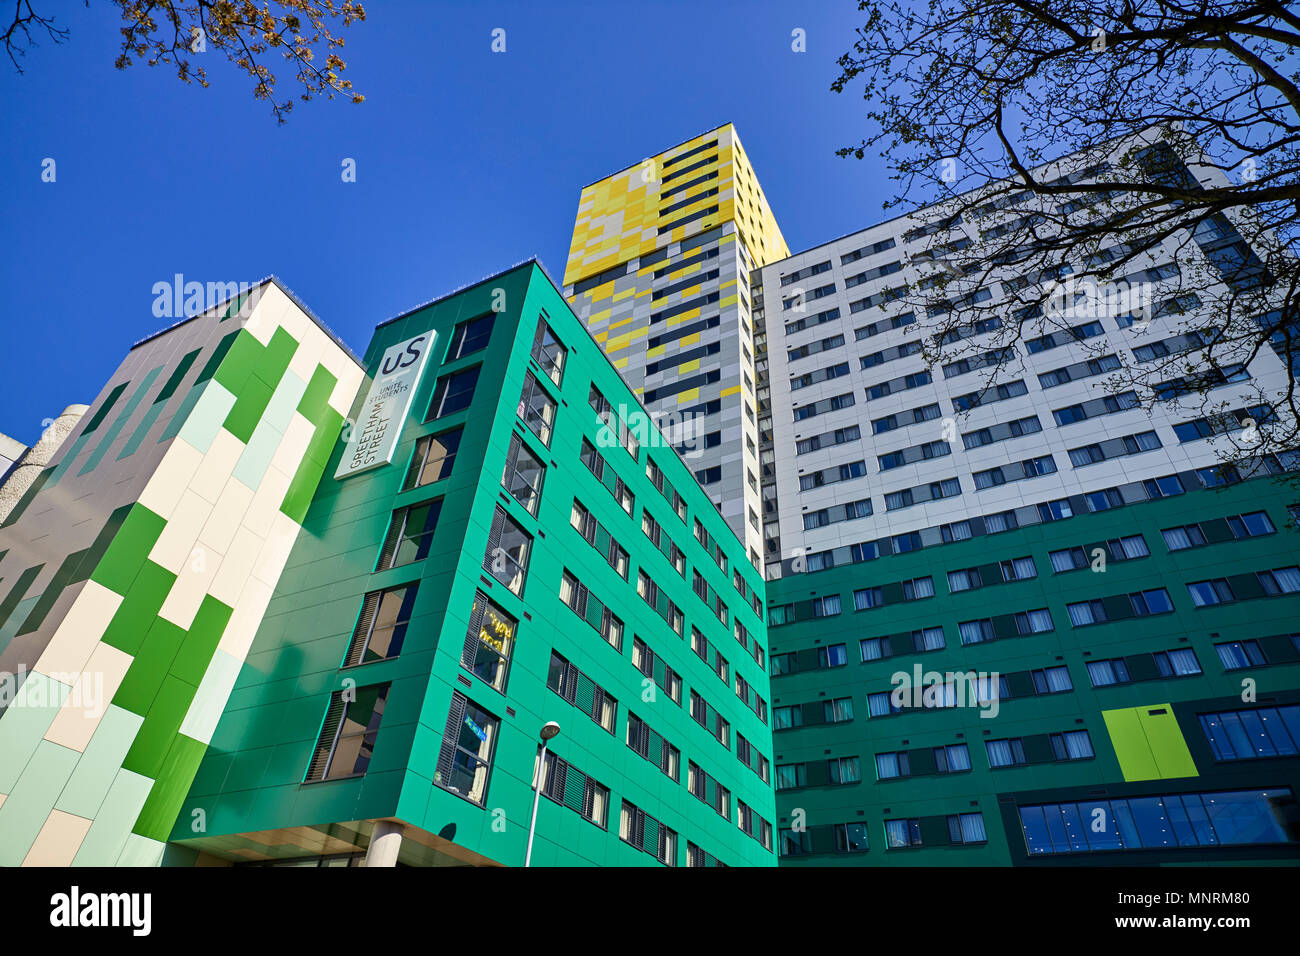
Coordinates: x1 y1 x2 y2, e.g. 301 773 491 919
0 0 890 445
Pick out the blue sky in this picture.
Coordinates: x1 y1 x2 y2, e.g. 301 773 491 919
0 0 890 445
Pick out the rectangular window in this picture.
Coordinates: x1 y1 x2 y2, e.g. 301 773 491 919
434 692 499 806
1215 640 1269 671
460 591 517 692
620 801 678 866
947 813 987 845
1087 658 1131 686
1154 648 1202 677
1018 787 1297 855
483 505 531 595
885 819 923 848
1187 578 1235 607
376 499 443 570
427 365 480 420
306 683 391 781
548 650 617 732
1199 705 1300 760
535 749 609 828
502 433 545 516
343 585 417 666
403 428 462 490
531 316 567 385
447 313 495 360
517 372 557 446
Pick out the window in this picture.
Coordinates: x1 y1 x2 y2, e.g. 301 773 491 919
854 587 884 610
483 506 531 595
824 697 854 722
626 712 680 780
986 738 1028 767
1038 499 1073 522
1067 600 1106 627
1032 666 1073 694
1259 567 1300 595
1229 511 1277 539
902 576 935 600
688 762 731 818
835 823 869 853
548 651 617 732
1086 488 1124 512
876 751 910 779
434 692 499 805
1162 524 1208 551
517 372 557 446
959 619 996 645
1215 640 1269 671
812 594 842 617
913 627 945 652
1087 659 1131 686
344 585 417 666
947 813 987 844
868 691 901 717
1016 609 1054 634
534 750 609 828
828 756 861 784
447 313 494 360
427 365 480 419
1154 648 1202 677
306 683 390 781
460 592 517 692
859 637 891 661
404 428 462 489
780 828 813 857
775 763 807 789
1143 475 1186 499
935 743 971 773
632 637 682 705
1001 557 1037 581
1199 705 1300 760
985 510 1018 534
1188 579 1235 607
885 819 923 848
620 801 678 866
531 317 567 385
1050 730 1095 761
502 434 545 516
819 644 848 668
1131 588 1174 615
1018 787 1298 855
376 499 442 570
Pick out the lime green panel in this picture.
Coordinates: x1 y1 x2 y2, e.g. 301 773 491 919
121 675 198 779
222 375 274 443
1102 704 1198 782
112 617 188 716
169 595 233 686
100 561 176 655
1140 705 1199 779
88 504 167 596
132 733 207 841
296 363 338 424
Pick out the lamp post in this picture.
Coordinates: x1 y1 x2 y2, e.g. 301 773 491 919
525 721 561 867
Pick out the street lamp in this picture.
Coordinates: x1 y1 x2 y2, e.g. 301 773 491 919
525 721 561 867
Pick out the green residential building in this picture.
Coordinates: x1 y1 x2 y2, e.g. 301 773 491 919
764 474 1300 865
168 260 776 867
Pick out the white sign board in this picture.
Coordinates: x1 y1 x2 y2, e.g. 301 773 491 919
335 330 436 479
